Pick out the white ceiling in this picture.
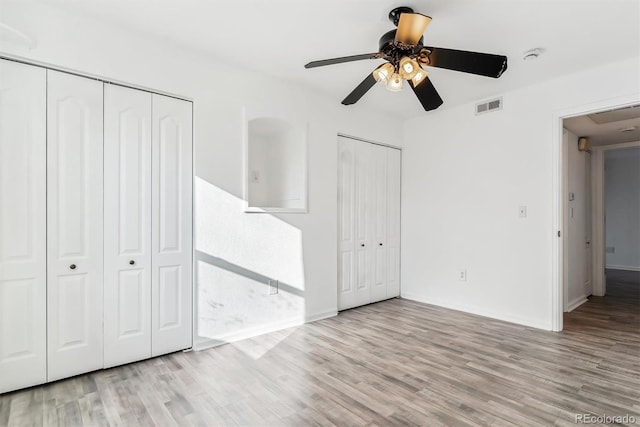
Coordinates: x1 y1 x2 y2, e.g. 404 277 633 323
36 0 640 118
564 109 640 147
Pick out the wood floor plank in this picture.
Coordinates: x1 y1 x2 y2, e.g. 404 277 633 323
1 272 638 426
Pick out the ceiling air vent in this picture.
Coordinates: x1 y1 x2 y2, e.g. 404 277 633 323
475 97 503 115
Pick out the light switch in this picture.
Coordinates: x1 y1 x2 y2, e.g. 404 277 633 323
518 206 527 218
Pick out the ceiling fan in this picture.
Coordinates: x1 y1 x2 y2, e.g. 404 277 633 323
304 6 508 111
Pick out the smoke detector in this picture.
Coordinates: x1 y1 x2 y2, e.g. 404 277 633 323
523 48 542 61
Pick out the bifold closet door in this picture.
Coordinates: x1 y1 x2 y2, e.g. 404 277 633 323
338 137 373 310
47 70 104 381
338 137 401 311
386 148 401 298
338 137 357 310
371 144 389 302
0 60 47 393
151 94 193 356
104 84 152 368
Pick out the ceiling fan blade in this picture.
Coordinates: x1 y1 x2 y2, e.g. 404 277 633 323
423 47 508 78
409 77 443 111
342 74 377 105
395 13 432 45
305 53 380 69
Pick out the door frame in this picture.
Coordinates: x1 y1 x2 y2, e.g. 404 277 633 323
551 94 640 332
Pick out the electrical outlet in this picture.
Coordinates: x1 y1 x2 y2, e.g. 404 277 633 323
268 279 279 295
458 269 467 281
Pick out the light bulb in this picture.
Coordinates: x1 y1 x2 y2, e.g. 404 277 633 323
373 62 395 83
385 73 403 92
399 57 420 80
411 69 428 87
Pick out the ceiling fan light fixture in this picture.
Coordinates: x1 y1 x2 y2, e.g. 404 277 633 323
411 68 428 87
386 72 403 91
399 56 420 79
373 62 395 82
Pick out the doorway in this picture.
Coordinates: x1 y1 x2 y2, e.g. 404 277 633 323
555 102 640 330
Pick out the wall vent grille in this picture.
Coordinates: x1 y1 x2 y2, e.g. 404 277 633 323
475 97 503 115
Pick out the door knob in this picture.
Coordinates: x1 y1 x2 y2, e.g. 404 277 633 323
70 264 76 270
129 260 135 265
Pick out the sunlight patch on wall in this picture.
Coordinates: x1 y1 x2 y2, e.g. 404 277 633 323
194 177 306 352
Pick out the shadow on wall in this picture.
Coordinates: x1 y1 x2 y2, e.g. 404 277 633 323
194 177 307 351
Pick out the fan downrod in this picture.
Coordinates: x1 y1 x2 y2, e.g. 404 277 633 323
388 6 414 26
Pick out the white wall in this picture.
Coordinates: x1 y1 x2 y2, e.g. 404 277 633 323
401 56 639 330
564 130 591 311
605 147 640 271
0 1 402 348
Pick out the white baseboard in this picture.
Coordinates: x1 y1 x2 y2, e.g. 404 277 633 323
606 265 640 272
304 309 338 323
401 292 552 331
566 296 588 312
193 309 337 352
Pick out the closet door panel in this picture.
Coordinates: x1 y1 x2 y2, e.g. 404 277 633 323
386 148 401 298
354 141 372 307
104 84 152 367
371 145 388 303
337 137 357 310
0 60 47 393
47 70 104 381
151 94 192 356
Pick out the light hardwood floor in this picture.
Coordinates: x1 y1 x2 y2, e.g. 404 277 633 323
1 277 639 426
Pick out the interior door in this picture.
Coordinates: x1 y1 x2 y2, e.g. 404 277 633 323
371 144 388 302
338 137 357 310
151 94 193 356
47 70 104 381
104 84 152 367
0 59 47 393
386 148 402 298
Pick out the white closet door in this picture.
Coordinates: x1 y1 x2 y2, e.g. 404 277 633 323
104 84 152 367
386 148 401 298
338 137 357 310
371 144 389 302
353 140 373 308
151 94 192 356
0 60 47 393
47 70 104 381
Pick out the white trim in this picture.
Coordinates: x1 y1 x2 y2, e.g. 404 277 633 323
606 265 640 272
304 309 338 323
193 310 337 352
551 93 640 332
566 296 588 312
401 293 552 331
337 133 402 150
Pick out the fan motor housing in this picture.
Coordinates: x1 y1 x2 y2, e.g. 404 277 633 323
378 30 424 55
